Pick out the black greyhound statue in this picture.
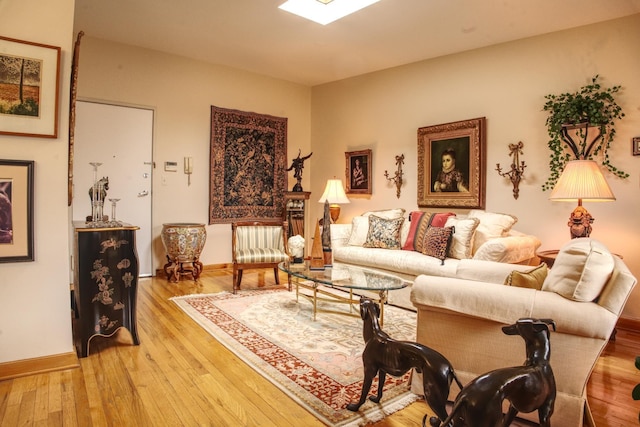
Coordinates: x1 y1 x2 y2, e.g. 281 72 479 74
347 297 462 425
435 318 557 427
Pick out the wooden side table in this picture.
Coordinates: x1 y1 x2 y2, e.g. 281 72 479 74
536 249 559 268
537 248 622 268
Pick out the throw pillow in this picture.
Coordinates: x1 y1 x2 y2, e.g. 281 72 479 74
504 263 548 290
347 216 370 246
363 215 404 249
403 211 455 252
542 238 614 302
420 226 455 264
402 211 428 251
444 216 480 259
361 208 405 220
468 210 518 254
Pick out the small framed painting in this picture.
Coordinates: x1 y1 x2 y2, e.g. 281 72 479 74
345 149 372 194
0 160 34 262
0 36 61 138
633 137 640 156
417 117 486 208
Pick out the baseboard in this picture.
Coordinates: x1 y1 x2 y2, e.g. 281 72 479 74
616 316 640 332
0 352 80 381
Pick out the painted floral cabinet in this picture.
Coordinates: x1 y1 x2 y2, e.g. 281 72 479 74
73 222 140 357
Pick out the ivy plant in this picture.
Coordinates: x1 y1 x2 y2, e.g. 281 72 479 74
542 75 628 190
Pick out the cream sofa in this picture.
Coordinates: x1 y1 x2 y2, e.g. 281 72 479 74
410 238 637 426
330 208 542 310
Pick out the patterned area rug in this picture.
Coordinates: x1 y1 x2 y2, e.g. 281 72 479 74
171 289 420 426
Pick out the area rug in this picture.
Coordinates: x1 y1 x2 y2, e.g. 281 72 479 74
171 289 420 426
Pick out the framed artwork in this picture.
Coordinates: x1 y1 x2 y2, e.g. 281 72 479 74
417 117 486 208
209 105 287 224
0 36 61 138
633 137 640 156
345 149 372 194
0 160 34 263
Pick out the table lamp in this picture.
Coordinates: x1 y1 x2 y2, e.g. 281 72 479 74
318 178 350 222
549 159 615 239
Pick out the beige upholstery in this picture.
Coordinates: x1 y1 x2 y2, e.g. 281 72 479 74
231 220 289 294
410 238 636 426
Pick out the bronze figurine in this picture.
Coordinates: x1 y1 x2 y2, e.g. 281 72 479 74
286 149 312 192
435 318 556 427
347 298 462 425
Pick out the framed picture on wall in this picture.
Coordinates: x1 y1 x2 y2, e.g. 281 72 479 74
0 160 34 263
345 149 372 194
0 36 61 138
417 117 486 208
633 136 640 156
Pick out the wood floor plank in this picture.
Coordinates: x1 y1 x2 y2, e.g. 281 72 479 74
1 269 638 426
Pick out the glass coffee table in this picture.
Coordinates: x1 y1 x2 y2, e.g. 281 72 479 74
278 261 411 327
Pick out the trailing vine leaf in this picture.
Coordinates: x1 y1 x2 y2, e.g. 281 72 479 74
542 76 628 190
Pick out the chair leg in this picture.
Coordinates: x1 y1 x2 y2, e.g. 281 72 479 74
273 267 280 285
232 265 238 294
236 270 243 293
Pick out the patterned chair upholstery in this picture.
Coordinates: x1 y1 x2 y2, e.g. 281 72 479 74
231 220 289 294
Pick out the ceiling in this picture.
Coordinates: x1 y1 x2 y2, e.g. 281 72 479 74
74 0 640 86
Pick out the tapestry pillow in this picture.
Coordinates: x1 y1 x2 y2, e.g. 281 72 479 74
420 226 455 264
363 215 404 249
403 211 455 252
361 208 405 220
504 263 548 290
444 216 480 259
468 210 518 254
541 238 614 302
347 216 370 246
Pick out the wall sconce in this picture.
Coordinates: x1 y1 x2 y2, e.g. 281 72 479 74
384 154 404 199
496 141 526 199
184 156 193 186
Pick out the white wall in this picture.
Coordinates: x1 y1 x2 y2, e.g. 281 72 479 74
310 14 640 319
0 0 75 363
75 37 312 273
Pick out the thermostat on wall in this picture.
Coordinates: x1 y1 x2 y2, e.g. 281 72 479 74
164 161 178 172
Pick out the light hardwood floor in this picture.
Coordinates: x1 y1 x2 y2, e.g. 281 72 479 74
1 268 639 426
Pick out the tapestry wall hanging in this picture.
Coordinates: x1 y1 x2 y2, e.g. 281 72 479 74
209 106 287 224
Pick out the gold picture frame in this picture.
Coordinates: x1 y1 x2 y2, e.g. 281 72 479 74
0 36 61 138
417 117 486 208
345 149 372 195
0 160 34 262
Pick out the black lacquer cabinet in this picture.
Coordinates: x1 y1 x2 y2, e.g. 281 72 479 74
73 222 140 357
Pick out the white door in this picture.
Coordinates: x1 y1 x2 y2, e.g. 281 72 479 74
72 101 154 276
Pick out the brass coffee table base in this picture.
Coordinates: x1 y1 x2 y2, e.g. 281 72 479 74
289 275 389 327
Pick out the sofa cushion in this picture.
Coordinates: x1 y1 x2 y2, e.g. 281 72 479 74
362 208 405 219
347 216 370 246
542 238 614 302
403 211 455 252
363 215 404 249
504 263 548 290
468 210 518 254
421 226 455 263
444 216 480 259
333 245 459 277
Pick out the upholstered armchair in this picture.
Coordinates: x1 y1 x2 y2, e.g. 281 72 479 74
231 220 289 294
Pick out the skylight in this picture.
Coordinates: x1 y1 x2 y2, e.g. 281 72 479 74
279 0 380 25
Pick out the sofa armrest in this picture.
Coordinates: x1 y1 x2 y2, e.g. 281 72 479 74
411 275 617 340
330 224 352 249
411 275 536 325
472 231 541 264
